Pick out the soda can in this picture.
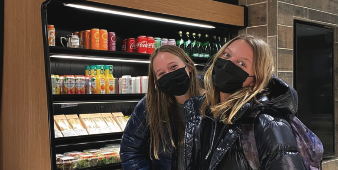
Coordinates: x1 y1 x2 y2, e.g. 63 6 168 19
135 77 141 94
137 36 147 53
147 37 155 54
168 39 176 46
131 77 136 94
90 28 100 50
79 31 84 49
122 39 127 51
154 37 162 49
51 75 56 94
99 29 108 50
127 38 136 53
59 76 64 94
85 76 92 94
113 78 119 94
108 32 116 51
162 38 168 46
84 30 91 49
122 75 132 94
141 76 148 94
119 78 124 94
75 76 86 94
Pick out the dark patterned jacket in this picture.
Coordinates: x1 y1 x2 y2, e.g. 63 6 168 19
184 76 306 170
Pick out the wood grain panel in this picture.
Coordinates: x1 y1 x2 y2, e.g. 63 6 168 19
91 0 245 26
1 0 51 170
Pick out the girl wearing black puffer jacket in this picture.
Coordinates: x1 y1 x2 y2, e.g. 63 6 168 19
184 35 322 170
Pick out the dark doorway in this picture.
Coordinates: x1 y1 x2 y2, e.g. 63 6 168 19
294 21 334 157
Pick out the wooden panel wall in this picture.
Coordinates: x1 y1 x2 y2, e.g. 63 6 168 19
1 0 51 170
92 0 245 26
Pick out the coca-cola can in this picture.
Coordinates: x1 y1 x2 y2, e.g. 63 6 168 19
162 38 168 46
127 38 136 53
147 37 155 54
122 39 127 51
108 32 116 51
137 36 147 53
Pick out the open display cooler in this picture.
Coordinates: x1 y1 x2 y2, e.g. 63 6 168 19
41 0 246 169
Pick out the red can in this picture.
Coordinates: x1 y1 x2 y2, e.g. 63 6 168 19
147 37 155 54
137 36 147 54
127 38 136 53
108 32 116 51
122 39 127 51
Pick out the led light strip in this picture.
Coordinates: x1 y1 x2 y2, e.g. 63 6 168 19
64 4 215 29
50 55 150 63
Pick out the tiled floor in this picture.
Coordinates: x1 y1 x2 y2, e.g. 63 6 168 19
322 158 338 170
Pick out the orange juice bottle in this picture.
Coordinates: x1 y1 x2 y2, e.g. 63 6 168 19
104 65 115 94
47 25 55 46
90 65 96 76
85 66 90 76
95 65 106 94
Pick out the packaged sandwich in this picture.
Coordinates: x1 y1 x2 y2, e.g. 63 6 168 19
79 114 101 134
112 112 128 130
54 115 77 137
56 156 78 170
91 113 112 133
54 121 63 138
65 114 88 136
101 113 122 132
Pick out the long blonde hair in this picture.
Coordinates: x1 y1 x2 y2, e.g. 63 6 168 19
201 35 274 124
146 45 200 159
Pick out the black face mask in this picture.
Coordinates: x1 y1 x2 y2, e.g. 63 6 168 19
212 58 253 93
158 67 190 96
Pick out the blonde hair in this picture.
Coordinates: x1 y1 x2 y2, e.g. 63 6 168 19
146 45 200 159
201 35 274 124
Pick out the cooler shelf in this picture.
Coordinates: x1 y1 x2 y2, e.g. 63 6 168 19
52 94 145 103
55 132 123 146
49 46 210 64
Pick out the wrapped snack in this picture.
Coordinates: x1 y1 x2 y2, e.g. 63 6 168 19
56 156 78 170
112 112 128 130
79 114 101 134
91 113 112 133
101 113 122 132
77 154 99 169
65 115 88 136
54 115 77 137
54 121 63 138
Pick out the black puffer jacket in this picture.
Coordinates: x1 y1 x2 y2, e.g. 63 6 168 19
120 97 180 170
184 76 305 170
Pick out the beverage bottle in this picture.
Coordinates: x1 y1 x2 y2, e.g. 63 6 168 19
202 34 211 58
184 32 192 57
47 25 55 46
197 34 203 57
95 65 106 94
217 37 222 49
104 65 115 94
191 33 198 57
211 36 219 57
176 31 184 49
222 37 227 47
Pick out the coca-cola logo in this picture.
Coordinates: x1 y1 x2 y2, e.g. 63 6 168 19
148 43 155 48
130 43 137 49
137 41 147 48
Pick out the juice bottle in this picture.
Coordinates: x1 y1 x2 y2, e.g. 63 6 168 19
55 75 61 94
95 65 106 94
104 65 115 94
75 75 86 94
47 25 55 46
90 65 96 76
51 75 56 94
85 66 90 76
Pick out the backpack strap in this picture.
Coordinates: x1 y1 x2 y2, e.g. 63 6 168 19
240 108 263 170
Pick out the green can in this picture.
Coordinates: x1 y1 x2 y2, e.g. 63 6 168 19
154 37 162 49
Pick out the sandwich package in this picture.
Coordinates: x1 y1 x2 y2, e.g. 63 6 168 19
54 121 63 138
112 112 128 130
91 113 112 133
79 114 101 134
101 113 123 132
54 115 77 137
65 114 88 136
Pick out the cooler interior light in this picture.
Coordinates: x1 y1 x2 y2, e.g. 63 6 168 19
64 4 215 29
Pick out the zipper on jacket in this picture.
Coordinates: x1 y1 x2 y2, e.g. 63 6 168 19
205 121 217 160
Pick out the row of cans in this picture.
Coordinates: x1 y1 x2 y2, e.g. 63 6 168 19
119 75 148 94
51 75 148 95
74 29 116 51
121 36 175 54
